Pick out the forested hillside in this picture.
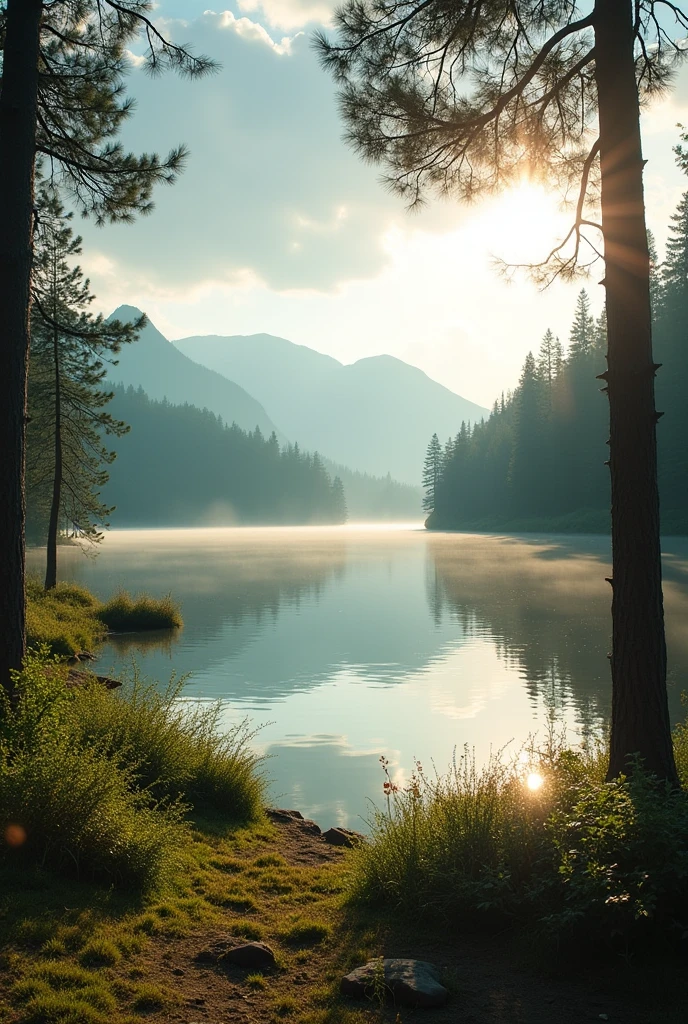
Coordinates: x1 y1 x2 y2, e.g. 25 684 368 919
424 199 688 534
174 333 487 484
102 386 347 527
107 307 281 438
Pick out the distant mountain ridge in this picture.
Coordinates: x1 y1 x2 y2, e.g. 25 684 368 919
107 306 280 438
174 332 488 484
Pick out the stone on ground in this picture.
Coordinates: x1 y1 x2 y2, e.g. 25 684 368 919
215 942 276 969
322 826 365 848
341 959 448 1008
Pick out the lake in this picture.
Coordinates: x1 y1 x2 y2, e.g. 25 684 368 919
28 526 688 830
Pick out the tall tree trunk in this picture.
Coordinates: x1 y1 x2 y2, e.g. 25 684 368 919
0 0 42 693
594 0 678 782
45 324 62 591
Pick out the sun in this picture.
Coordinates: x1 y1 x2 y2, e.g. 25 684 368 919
526 772 545 792
466 180 566 267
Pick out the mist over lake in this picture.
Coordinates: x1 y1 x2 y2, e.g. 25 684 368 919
28 525 688 829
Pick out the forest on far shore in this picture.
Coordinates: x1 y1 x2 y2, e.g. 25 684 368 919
423 197 688 533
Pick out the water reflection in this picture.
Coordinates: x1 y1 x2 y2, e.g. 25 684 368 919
427 532 688 728
26 527 688 826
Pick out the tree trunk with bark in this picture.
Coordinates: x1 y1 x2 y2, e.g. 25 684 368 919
45 323 62 591
594 0 678 783
0 0 43 694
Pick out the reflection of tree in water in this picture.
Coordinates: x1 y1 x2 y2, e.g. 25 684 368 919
93 532 350 688
427 534 613 736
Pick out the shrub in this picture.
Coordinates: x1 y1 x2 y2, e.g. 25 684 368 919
26 578 106 657
96 592 182 632
67 672 265 820
25 578 182 658
0 654 188 891
350 740 688 946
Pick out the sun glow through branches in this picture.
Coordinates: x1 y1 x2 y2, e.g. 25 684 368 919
465 181 567 267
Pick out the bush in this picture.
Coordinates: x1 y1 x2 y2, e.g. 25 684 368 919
96 592 182 632
0 654 186 890
66 671 265 820
25 578 106 657
0 653 266 889
25 578 182 658
351 740 688 946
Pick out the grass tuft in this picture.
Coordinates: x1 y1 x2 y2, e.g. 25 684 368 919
130 984 169 1013
26 578 105 657
278 919 331 947
25 577 182 658
96 592 182 633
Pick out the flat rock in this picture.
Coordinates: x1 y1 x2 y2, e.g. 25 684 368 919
341 959 448 1008
219 942 276 969
267 808 321 835
322 827 365 848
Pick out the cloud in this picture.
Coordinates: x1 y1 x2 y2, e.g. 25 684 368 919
216 10 296 53
236 0 335 30
77 9 401 293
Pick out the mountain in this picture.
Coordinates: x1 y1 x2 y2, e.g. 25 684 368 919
106 306 280 437
173 332 488 484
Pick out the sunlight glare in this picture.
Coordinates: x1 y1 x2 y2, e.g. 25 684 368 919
526 771 545 792
466 181 564 266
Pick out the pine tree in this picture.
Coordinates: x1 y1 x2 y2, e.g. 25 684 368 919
422 434 443 513
568 290 596 360
331 476 348 523
537 329 559 389
595 310 608 354
0 0 215 690
319 0 684 780
28 188 140 589
509 352 547 514
648 229 663 320
662 192 688 293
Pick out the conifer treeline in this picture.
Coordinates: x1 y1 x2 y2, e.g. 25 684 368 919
424 199 688 532
100 386 349 528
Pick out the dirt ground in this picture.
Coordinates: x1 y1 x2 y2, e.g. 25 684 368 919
130 811 686 1024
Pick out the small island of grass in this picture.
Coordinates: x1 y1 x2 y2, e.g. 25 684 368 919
26 578 183 658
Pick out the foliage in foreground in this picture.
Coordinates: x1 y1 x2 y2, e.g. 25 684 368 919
351 733 688 945
0 654 264 891
25 577 182 657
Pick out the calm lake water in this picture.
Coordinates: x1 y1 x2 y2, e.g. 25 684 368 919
28 527 688 829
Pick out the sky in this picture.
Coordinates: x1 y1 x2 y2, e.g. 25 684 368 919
75 1 688 408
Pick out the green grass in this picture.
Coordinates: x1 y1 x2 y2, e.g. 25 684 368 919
25 578 182 658
0 652 265 890
26 579 106 657
95 592 182 633
350 730 688 946
69 671 265 818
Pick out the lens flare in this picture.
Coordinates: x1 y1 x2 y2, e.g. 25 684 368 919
4 824 27 847
526 772 544 792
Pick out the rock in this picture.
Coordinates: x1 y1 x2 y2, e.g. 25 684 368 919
219 942 276 969
341 959 448 1008
267 808 321 836
66 668 122 690
322 827 365 848
267 808 304 821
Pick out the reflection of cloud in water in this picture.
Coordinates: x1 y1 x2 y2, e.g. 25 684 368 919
262 735 393 832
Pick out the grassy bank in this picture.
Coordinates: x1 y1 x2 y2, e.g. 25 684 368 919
26 579 182 657
351 730 688 948
1 655 686 1022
